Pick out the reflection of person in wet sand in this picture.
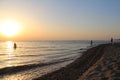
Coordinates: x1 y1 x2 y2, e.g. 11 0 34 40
14 42 17 49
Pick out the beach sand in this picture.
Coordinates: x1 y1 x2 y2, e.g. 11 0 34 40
34 43 120 80
79 43 120 80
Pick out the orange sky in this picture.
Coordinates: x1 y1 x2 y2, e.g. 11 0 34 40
0 0 120 41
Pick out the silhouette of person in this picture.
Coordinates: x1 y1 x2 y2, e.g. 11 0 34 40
14 42 17 49
90 40 93 46
111 38 113 44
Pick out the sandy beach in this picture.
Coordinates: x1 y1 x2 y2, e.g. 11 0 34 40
34 43 120 80
79 43 120 80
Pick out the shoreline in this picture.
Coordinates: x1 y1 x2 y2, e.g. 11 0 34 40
34 43 120 80
0 57 75 76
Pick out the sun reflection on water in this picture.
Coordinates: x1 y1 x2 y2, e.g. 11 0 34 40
6 41 14 67
6 41 13 49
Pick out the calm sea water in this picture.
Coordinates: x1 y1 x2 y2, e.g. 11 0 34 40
0 40 108 69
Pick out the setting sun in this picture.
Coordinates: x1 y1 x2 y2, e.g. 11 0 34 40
0 19 21 37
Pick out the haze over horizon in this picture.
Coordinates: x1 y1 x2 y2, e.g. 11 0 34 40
0 0 120 40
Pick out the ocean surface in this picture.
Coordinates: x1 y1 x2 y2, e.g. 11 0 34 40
0 40 108 69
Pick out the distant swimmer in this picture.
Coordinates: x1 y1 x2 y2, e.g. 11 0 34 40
14 42 17 49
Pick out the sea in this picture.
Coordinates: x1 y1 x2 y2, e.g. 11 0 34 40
0 40 109 69
0 40 110 80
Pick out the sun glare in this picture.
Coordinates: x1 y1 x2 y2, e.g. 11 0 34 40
0 19 21 37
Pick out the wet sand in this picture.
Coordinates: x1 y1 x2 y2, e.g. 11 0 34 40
34 43 120 80
0 58 74 80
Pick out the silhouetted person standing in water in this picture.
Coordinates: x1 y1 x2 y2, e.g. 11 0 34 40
90 40 93 46
111 38 113 45
14 42 17 49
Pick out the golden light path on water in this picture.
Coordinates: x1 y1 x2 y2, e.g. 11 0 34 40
6 41 15 67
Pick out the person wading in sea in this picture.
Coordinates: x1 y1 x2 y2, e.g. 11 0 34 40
14 42 17 49
111 38 113 45
90 40 93 46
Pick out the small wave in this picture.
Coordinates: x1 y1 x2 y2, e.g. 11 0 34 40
0 54 7 56
0 57 74 76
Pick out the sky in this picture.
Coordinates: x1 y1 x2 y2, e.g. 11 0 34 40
0 0 120 40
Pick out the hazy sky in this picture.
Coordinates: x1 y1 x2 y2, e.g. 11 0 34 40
0 0 120 40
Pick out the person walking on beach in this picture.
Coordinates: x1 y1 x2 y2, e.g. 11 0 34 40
90 40 93 46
